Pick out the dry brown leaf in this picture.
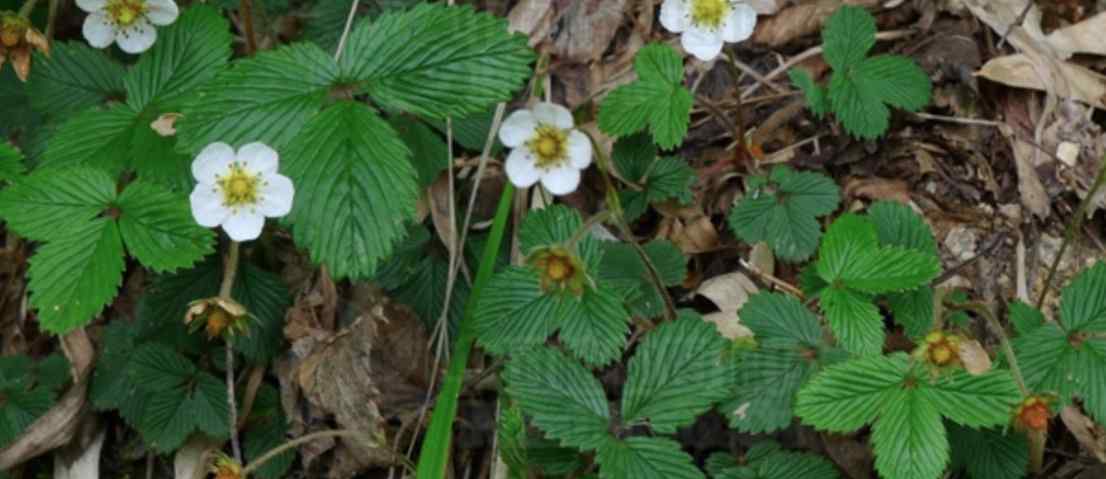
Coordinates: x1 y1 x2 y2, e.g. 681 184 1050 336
172 436 223 479
749 242 775 278
843 177 912 204
507 0 558 46
150 113 181 137
751 0 880 47
1045 11 1106 59
657 215 720 254
956 339 992 375
695 272 758 340
1060 405 1106 463
977 54 1106 110
552 0 626 64
428 174 459 261
1007 137 1051 219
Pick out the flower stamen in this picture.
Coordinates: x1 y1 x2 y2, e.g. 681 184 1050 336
105 0 147 27
216 162 261 208
527 124 569 170
690 0 731 30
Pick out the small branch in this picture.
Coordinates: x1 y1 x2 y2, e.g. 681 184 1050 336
219 241 241 462
332 0 361 61
239 0 258 55
1036 156 1106 309
567 210 614 250
219 242 240 299
242 430 369 476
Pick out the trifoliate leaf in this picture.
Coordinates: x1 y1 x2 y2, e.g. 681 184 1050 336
827 71 889 140
598 43 692 149
621 316 734 434
389 115 449 188
599 240 687 319
0 166 115 241
124 5 232 111
725 293 829 433
870 387 948 479
822 286 885 356
1059 261 1106 332
41 104 139 173
117 181 214 273
852 55 932 112
868 200 938 256
926 369 1021 428
728 165 839 262
283 101 419 280
0 141 25 182
26 42 125 116
518 205 603 272
948 424 1028 479
821 5 876 72
474 266 574 355
559 286 630 367
177 42 338 152
597 436 703 479
340 3 533 118
795 354 908 431
789 68 829 118
502 347 610 451
243 386 294 479
27 218 125 333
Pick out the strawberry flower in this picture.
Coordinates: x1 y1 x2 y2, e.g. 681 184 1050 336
189 142 294 242
498 102 592 196
659 0 757 61
77 0 178 54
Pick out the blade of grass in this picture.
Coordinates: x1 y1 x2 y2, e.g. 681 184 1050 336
415 182 515 479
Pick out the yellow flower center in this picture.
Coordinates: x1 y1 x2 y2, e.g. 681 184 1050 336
105 0 146 27
0 15 27 47
216 163 261 208
546 255 573 281
527 124 569 170
691 0 731 29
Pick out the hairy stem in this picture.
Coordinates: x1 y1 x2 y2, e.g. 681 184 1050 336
948 301 1028 396
242 430 369 476
1036 156 1106 309
239 0 258 55
566 210 613 251
219 241 241 462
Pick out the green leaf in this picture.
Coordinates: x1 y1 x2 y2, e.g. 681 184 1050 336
852 55 931 112
599 240 687 319
233 264 293 364
138 371 229 453
283 101 419 279
129 109 194 191
1007 300 1045 336
821 5 876 72
598 43 692 149
887 287 935 339
643 157 696 205
0 388 54 448
559 286 629 367
0 141 25 182
117 181 214 273
868 200 938 256
827 71 889 140
303 0 361 53
1060 261 1106 332
597 436 703 479
728 166 839 262
821 286 885 356
375 226 467 339
789 68 829 117
502 347 610 451
42 104 139 173
795 354 908 431
870 387 948 479
27 218 125 333
177 42 338 152
389 115 449 188
474 266 572 355
243 386 294 479
741 443 842 479
0 166 115 241
124 5 232 111
1014 321 1106 423
26 42 125 116
340 3 534 118
925 369 1021 428
837 246 940 294
948 424 1028 479
518 205 603 271
612 132 657 183
621 316 734 433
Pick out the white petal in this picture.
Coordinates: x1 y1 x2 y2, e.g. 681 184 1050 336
258 174 294 218
82 12 116 49
115 18 156 54
721 4 757 43
192 142 235 184
75 0 106 13
499 110 537 148
659 0 690 33
144 0 179 26
566 130 592 169
505 148 540 188
531 102 574 129
681 28 725 61
540 165 581 196
190 186 228 228
237 142 279 176
222 211 266 242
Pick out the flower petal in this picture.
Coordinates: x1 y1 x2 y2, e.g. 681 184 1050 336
258 174 295 218
721 4 757 43
75 0 106 13
190 185 228 228
222 211 266 242
499 109 537 148
192 142 235 184
681 27 724 61
531 102 574 129
237 142 279 175
144 0 179 26
540 165 581 196
82 12 116 49
659 0 690 33
115 18 156 54
566 130 592 169
505 147 540 188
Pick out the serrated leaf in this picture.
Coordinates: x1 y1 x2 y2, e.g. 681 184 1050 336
795 354 908 431
375 226 467 339
117 181 214 273
27 218 125 333
868 200 937 256
243 386 294 479
474 266 573 355
0 166 115 241
612 132 657 183
1059 261 1106 332
728 166 839 262
518 205 603 272
749 447 841 479
870 387 948 479
129 109 194 191
822 5 876 72
389 115 449 188
621 317 733 433
789 68 829 117
26 42 125 116
124 5 232 111
599 240 686 319
838 246 940 293
1015 321 1106 423
1007 300 1045 336
828 71 889 140
852 55 931 112
0 141 25 182
177 42 338 152
0 388 55 448
924 369 1021 428
502 347 610 451
42 104 139 173
948 424 1028 479
138 371 229 453
559 286 629 367
232 264 292 364
887 287 935 339
598 43 692 149
643 157 696 205
130 343 196 392
598 436 703 479
340 3 533 118
283 101 419 280
821 286 885 356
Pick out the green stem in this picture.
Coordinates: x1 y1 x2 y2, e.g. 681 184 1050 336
1036 156 1106 309
947 301 1028 397
415 183 515 479
242 430 369 476
17 0 39 18
566 210 613 250
219 241 242 462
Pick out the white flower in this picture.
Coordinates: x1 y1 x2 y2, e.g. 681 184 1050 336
660 0 757 61
498 102 592 196
77 0 178 54
189 142 295 242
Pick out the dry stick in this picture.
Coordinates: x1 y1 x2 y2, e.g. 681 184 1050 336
241 430 369 476
240 0 258 55
1035 157 1106 310
219 241 242 463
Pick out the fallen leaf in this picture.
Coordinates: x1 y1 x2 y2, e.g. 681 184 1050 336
751 0 880 47
552 0 626 64
1060 405 1106 463
956 339 993 375
507 0 557 46
1045 11 1106 59
977 54 1106 110
172 436 222 479
844 177 912 204
150 113 182 137
696 272 758 340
